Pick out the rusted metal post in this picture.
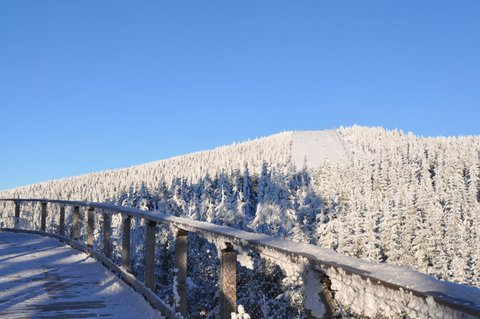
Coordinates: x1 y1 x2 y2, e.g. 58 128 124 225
59 205 65 236
145 220 156 290
73 206 80 240
220 243 236 319
175 229 188 316
14 201 20 228
103 212 111 258
87 207 94 248
122 215 132 272
41 202 47 232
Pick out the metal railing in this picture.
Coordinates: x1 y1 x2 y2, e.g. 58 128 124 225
1 198 479 319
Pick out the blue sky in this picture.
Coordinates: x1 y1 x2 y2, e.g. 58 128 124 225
1 1 479 190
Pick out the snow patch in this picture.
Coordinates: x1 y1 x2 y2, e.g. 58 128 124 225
236 248 254 270
292 130 349 169
231 305 251 319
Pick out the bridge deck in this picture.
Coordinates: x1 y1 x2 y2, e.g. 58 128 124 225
0 232 163 319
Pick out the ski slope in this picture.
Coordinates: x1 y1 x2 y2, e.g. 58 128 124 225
292 130 349 168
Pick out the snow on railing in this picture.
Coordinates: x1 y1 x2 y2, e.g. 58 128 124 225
1 198 480 319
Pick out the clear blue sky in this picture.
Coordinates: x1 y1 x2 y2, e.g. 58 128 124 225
1 1 479 190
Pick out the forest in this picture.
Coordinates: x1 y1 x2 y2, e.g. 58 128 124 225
1 126 479 290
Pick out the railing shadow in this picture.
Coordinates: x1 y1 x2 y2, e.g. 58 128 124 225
0 231 159 318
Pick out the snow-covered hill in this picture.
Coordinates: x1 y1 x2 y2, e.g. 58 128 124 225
1 126 479 288
0 131 293 201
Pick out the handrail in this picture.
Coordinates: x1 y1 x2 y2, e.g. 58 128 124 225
1 198 479 318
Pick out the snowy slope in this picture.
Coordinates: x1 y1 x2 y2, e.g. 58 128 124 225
292 130 349 168
0 129 351 201
0 131 293 201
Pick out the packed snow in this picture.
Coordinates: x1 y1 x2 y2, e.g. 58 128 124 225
292 130 350 168
0 231 163 318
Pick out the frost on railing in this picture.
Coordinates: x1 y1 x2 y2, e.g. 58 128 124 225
1 199 480 319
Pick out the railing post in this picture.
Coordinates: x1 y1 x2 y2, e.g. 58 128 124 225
73 206 80 240
220 243 236 319
301 265 335 319
145 219 156 290
161 240 169 286
59 205 65 236
87 207 94 248
14 201 20 228
41 202 47 232
103 211 111 258
175 229 188 316
122 215 132 272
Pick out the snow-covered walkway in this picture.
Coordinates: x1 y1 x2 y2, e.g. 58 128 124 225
0 231 163 319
